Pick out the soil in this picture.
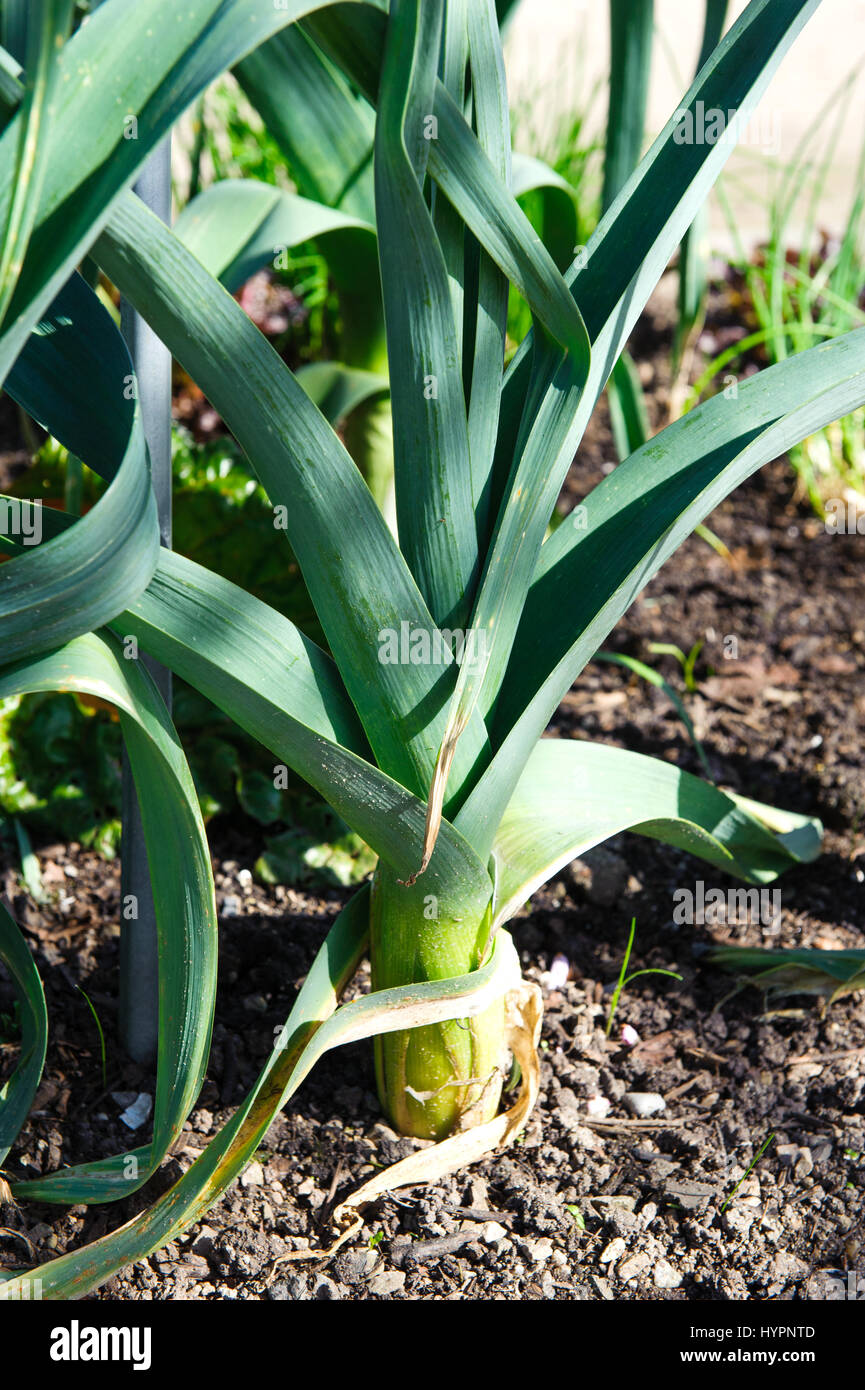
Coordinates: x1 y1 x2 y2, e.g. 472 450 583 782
1 274 863 1302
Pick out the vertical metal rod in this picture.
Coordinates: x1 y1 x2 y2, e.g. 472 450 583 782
119 137 172 1065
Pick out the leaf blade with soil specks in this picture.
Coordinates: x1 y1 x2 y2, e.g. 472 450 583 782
708 947 865 1003
488 740 822 931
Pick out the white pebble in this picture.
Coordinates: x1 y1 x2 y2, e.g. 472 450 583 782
481 1221 508 1245
586 1094 611 1119
599 1237 626 1266
653 1259 682 1289
623 1092 666 1118
548 953 570 988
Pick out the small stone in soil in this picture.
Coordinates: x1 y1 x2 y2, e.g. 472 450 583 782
664 1178 716 1212
481 1221 509 1245
368 1270 406 1297
653 1259 682 1289
618 1252 650 1283
312 1275 341 1300
336 1248 379 1284
623 1092 666 1118
269 1275 308 1301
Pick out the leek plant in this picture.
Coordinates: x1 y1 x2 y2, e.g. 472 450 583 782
0 0 860 1299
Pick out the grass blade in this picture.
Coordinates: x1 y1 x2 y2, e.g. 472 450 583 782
593 650 711 775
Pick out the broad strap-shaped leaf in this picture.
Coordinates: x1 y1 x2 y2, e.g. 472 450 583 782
603 0 653 459
114 549 494 909
295 361 389 425
172 178 376 294
707 946 865 1002
0 0 385 386
510 152 579 272
463 0 511 547
362 5 592 868
0 1 74 332
305 3 590 362
1 3 30 64
1 271 158 666
0 896 519 1299
234 20 376 223
462 0 821 723
460 0 821 770
0 899 48 1166
374 0 478 628
0 631 218 1203
602 0 654 214
458 327 865 859
489 740 822 931
96 191 491 806
416 316 590 873
432 0 469 359
675 0 729 361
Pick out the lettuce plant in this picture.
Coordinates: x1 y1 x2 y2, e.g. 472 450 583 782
0 0 858 1298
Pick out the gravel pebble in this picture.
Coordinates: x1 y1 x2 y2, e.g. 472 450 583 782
623 1092 667 1118
312 1275 341 1301
368 1270 407 1297
618 1252 650 1282
653 1259 682 1289
481 1221 509 1245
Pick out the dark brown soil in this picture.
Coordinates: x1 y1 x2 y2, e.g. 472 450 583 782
1 277 863 1301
